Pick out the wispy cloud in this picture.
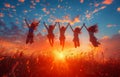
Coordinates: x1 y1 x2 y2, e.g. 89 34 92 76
118 30 120 34
80 0 84 3
0 13 4 17
117 7 120 12
94 3 100 7
107 24 117 28
85 6 106 19
42 8 50 14
102 36 110 40
36 0 40 3
18 0 25 3
54 15 80 25
101 34 120 58
102 0 113 5
4 3 11 8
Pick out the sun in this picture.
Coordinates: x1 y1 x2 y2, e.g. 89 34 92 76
53 50 66 61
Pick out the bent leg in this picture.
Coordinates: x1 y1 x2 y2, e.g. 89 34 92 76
26 37 29 44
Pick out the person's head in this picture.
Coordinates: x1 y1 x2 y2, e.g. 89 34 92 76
61 26 66 30
31 19 39 27
75 27 81 33
49 25 54 30
31 22 39 26
88 24 98 33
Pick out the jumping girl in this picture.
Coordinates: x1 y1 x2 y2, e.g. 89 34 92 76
69 24 84 48
83 23 100 47
25 19 40 44
43 22 57 46
58 22 70 50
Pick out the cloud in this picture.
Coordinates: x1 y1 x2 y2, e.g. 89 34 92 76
42 8 50 14
100 34 120 58
0 13 4 17
4 3 11 8
85 6 106 19
102 0 113 5
93 6 106 13
18 0 25 3
23 10 28 13
0 19 6 26
107 24 117 28
94 3 100 7
118 30 120 34
102 36 110 40
36 0 40 2
54 15 80 25
0 20 25 41
80 0 84 3
117 7 120 12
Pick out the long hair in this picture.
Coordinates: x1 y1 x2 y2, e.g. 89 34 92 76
75 27 81 33
61 26 66 30
49 25 54 30
88 24 98 33
31 21 39 29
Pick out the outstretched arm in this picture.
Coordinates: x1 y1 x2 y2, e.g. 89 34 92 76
80 26 84 31
83 23 88 31
43 22 48 30
24 19 30 28
38 20 41 25
58 22 60 31
65 23 70 31
69 24 74 32
54 22 57 28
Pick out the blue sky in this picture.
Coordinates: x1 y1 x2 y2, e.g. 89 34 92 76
0 0 120 39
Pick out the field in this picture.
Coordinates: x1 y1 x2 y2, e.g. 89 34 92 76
0 39 120 77
0 49 120 77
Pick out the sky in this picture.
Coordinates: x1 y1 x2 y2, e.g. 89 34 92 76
0 0 120 40
0 0 120 58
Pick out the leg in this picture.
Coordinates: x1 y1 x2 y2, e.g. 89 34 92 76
49 38 52 46
62 40 65 50
77 40 80 47
26 36 29 44
74 41 77 48
52 38 54 46
60 40 62 45
30 37 34 44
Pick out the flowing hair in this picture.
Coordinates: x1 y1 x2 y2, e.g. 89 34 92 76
88 24 98 33
49 25 54 30
75 27 81 33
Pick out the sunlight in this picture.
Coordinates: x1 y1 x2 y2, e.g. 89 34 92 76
53 50 66 62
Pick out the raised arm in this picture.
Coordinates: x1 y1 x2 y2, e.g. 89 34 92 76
37 20 41 25
54 22 57 28
83 23 88 31
65 23 70 31
80 26 84 31
69 24 74 32
58 22 60 30
43 22 48 30
24 19 30 28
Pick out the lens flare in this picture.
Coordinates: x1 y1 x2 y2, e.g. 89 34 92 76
53 50 66 61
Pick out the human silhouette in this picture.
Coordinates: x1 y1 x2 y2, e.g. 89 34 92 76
83 23 100 47
58 22 70 50
69 24 84 48
43 22 57 46
25 19 40 44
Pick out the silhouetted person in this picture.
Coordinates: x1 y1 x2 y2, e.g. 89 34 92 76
83 23 100 47
25 19 40 44
70 24 84 48
58 22 70 50
43 22 57 46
